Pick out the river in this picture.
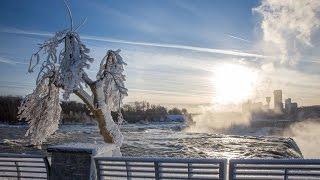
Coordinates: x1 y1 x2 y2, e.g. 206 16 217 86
0 123 302 159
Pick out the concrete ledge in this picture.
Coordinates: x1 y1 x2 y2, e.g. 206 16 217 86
47 143 118 155
48 143 121 180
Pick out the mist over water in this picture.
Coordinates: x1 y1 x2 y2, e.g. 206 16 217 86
283 120 320 158
185 108 320 158
185 111 250 133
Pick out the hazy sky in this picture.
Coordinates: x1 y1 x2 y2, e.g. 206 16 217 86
0 0 320 110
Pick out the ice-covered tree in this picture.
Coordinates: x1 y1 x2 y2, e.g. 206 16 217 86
18 1 127 146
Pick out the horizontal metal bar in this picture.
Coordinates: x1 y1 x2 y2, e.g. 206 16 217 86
98 163 220 170
190 165 220 168
160 170 219 175
0 159 44 163
98 163 127 166
234 172 320 177
160 176 220 180
235 166 320 170
230 159 320 165
286 172 320 176
0 169 47 173
99 163 154 168
0 164 46 168
95 156 226 164
100 173 155 178
160 164 220 169
160 165 189 168
100 168 220 175
0 153 45 158
0 174 47 179
160 170 190 174
100 174 219 180
100 168 155 173
235 171 287 176
234 177 284 180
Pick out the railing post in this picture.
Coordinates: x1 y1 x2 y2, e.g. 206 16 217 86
154 161 160 180
14 161 20 180
188 163 192 179
229 160 235 180
284 168 288 180
125 161 132 180
219 161 225 180
43 157 51 179
95 159 101 180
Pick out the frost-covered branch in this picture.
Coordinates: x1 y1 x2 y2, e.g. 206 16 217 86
82 72 95 86
28 30 66 73
74 88 94 111
96 50 128 111
18 77 61 145
64 0 73 30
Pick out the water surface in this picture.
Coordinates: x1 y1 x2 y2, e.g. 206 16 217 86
0 123 302 159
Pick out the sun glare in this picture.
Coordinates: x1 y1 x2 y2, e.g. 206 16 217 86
212 63 258 105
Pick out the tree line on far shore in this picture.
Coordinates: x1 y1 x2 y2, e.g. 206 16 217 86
0 96 192 124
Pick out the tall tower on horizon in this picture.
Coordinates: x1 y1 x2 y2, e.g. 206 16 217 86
273 90 283 112
265 97 271 109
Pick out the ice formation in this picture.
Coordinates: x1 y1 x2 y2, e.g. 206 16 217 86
18 2 127 146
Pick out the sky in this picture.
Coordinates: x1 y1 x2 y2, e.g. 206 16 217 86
1 0 320 111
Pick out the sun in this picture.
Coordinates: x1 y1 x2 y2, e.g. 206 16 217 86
212 63 258 105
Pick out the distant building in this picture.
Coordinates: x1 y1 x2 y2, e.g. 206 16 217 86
265 97 271 109
273 90 283 112
291 103 298 112
285 98 291 112
285 98 298 114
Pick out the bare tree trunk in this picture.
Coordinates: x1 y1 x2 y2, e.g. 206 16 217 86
93 107 123 145
94 84 123 146
75 82 123 146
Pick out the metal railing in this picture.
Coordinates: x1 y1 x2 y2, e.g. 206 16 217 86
229 159 320 180
0 153 50 179
95 156 227 180
3 153 320 180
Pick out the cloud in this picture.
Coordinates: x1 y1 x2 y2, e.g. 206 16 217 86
0 56 27 65
227 34 252 43
0 27 51 37
0 27 269 59
253 0 320 64
130 88 213 97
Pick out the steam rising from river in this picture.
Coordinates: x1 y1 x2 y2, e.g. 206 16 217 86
187 109 320 158
254 0 320 65
283 120 320 158
186 110 250 133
